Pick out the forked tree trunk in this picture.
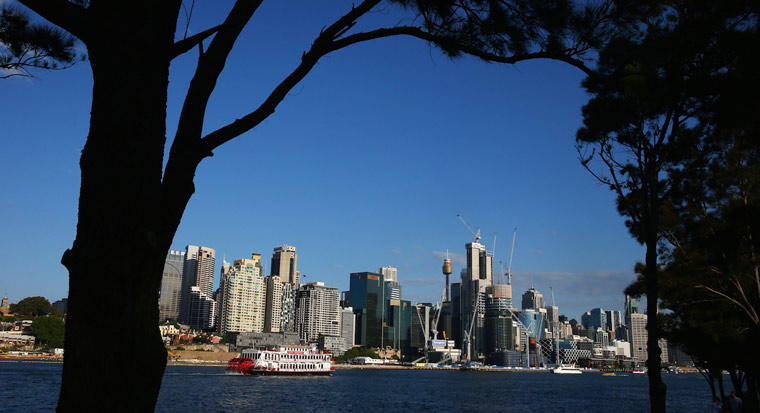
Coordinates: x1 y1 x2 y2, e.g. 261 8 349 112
57 3 186 411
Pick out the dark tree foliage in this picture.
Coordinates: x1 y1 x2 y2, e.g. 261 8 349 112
579 2 759 411
335 346 381 362
31 315 65 348
0 5 80 78
9 296 56 317
8 0 633 410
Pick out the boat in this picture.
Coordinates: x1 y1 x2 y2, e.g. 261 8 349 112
227 344 333 376
602 372 617 376
551 364 582 374
632 368 647 374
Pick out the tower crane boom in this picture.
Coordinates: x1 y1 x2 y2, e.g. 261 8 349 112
457 214 481 243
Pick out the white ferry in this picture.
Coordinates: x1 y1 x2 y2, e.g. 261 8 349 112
551 364 582 374
227 344 333 376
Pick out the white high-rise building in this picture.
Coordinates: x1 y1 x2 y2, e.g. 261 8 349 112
180 245 216 324
217 256 265 336
630 313 669 363
379 266 398 283
295 282 340 342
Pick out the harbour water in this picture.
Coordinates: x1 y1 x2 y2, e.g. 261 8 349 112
2 362 715 412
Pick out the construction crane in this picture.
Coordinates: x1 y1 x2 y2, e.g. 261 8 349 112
457 214 481 243
462 293 481 367
506 228 517 285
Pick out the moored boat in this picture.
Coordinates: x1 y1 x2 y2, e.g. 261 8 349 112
552 364 582 374
227 344 333 376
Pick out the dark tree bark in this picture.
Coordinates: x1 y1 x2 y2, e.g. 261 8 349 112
54 2 184 410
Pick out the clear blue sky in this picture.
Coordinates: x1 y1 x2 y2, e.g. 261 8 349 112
1 1 644 320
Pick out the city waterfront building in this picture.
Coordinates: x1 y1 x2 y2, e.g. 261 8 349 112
379 266 398 283
341 307 355 351
484 291 517 356
180 245 216 324
629 312 669 363
263 274 282 333
587 308 607 331
271 245 299 285
605 309 622 331
521 287 544 310
280 282 297 333
518 309 546 339
186 286 216 330
349 272 385 348
296 282 341 342
460 241 493 360
385 299 412 354
158 250 185 322
217 256 265 336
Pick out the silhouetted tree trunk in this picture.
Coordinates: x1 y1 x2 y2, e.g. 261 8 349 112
54 3 184 410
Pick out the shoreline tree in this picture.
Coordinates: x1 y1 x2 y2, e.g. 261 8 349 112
577 2 759 411
10 1 634 410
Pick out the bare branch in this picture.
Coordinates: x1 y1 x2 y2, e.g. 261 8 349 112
171 24 222 59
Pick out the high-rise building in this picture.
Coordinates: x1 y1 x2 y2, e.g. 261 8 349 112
379 266 398 283
630 312 648 361
296 282 340 342
271 245 299 285
217 255 265 336
263 273 282 333
624 295 641 327
485 290 516 356
186 286 216 330
341 307 355 351
521 287 544 310
588 308 607 330
385 299 412 354
180 245 216 324
518 308 546 339
605 310 622 332
158 250 185 322
460 242 493 360
450 282 462 348
280 282 297 333
349 272 385 348
544 305 559 337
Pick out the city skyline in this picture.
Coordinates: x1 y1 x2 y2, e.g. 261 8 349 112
2 1 644 321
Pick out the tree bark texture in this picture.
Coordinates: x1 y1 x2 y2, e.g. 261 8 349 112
645 189 666 413
56 3 187 411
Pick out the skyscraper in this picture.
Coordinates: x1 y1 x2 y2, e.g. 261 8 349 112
460 241 493 360
349 272 385 348
341 307 355 351
158 250 184 322
263 274 282 333
271 245 299 285
296 282 341 342
521 287 544 310
588 308 607 330
380 266 401 300
180 245 216 325
186 286 216 330
217 255 265 336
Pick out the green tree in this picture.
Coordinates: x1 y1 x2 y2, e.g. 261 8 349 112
335 346 381 362
30 315 65 348
10 0 627 410
9 296 56 317
578 2 759 411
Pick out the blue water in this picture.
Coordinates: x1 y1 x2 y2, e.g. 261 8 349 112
1 362 715 412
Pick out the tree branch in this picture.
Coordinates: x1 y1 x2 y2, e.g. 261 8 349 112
17 0 88 40
170 24 223 59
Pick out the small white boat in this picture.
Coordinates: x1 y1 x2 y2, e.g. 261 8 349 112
552 364 582 374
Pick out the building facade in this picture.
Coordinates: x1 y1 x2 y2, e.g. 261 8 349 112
349 272 385 348
158 250 185 322
180 245 216 324
263 274 282 333
296 282 341 342
217 256 265 336
271 245 299 285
